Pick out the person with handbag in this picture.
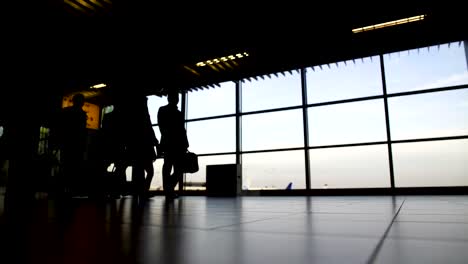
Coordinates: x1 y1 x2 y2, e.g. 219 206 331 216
157 90 189 200
99 95 129 199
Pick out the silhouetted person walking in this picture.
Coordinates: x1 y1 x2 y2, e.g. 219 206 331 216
56 93 88 197
99 98 128 198
124 94 159 200
158 90 189 200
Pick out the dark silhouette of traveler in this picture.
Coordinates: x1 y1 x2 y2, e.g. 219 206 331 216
124 94 159 200
99 98 128 198
158 90 189 200
56 93 88 197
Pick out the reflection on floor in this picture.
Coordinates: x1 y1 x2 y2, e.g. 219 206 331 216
1 195 468 264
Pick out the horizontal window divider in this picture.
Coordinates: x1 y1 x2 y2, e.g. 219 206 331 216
179 86 468 125
386 84 468 98
186 113 237 123
238 136 468 153
149 186 468 196
240 105 303 116
308 141 388 149
392 135 468 144
241 147 305 154
171 85 468 125
196 152 237 157
242 186 468 196
307 95 384 108
155 135 467 160
74 136 468 161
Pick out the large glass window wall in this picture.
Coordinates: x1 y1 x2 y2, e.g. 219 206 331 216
144 40 468 191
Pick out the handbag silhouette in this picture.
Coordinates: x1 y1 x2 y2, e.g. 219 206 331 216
183 151 199 173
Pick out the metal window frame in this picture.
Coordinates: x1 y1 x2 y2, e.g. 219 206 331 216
175 43 468 193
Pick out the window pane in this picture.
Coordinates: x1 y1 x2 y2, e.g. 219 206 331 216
186 117 235 154
309 145 390 189
242 109 304 151
124 160 165 191
384 42 468 94
152 126 163 157
308 99 387 146
307 56 382 103
147 94 181 125
393 140 468 187
242 150 305 190
187 81 235 119
153 126 161 143
150 159 164 190
242 71 302 112
125 166 132 182
389 89 468 140
183 155 236 191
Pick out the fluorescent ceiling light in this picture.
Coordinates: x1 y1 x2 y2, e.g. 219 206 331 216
352 15 426 33
76 0 96 11
90 83 106 89
196 52 249 67
65 0 113 13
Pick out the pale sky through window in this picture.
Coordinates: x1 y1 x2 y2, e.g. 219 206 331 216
143 41 468 190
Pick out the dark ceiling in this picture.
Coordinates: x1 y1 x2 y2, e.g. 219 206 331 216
3 2 468 102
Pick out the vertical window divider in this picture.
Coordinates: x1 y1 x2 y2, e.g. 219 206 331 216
380 54 396 189
301 68 311 190
464 40 468 67
236 80 242 167
181 90 188 192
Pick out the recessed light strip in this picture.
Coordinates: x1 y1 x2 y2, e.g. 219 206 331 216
196 52 249 67
90 83 106 89
352 14 426 33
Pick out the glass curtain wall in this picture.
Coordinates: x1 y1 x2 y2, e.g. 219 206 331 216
184 82 236 190
384 42 468 187
149 40 468 191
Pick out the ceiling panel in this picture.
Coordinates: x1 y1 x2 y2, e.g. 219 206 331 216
3 1 467 101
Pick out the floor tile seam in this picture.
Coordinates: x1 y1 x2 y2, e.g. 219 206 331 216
107 212 307 231
207 212 307 230
114 222 211 231
366 198 406 264
308 211 397 215
201 228 385 240
393 220 468 224
384 234 468 243
398 212 468 215
155 211 304 217
100 214 301 226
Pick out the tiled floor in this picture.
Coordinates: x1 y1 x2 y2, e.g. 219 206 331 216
1 195 467 263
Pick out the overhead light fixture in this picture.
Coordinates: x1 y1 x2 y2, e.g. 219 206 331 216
195 52 250 68
183 65 200 76
64 0 87 12
90 83 106 89
65 0 113 14
76 0 96 10
352 14 426 33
